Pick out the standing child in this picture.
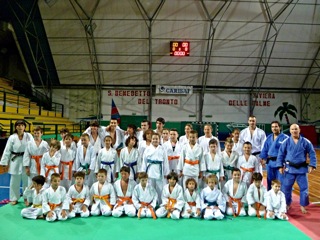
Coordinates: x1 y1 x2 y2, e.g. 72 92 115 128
95 136 118 183
59 128 77 150
23 126 49 198
138 129 153 158
118 136 141 181
204 139 224 186
198 124 221 154
132 172 158 219
0 120 32 205
163 128 183 173
42 173 69 222
179 123 193 146
90 169 116 216
21 175 46 219
231 128 242 156
156 172 184 219
181 178 201 218
200 175 225 220
40 140 61 188
74 133 96 187
60 134 76 191
112 166 137 217
221 137 239 182
246 172 267 218
237 141 260 188
67 171 90 218
265 180 288 220
142 132 169 204
177 130 206 190
223 168 247 217
161 128 170 145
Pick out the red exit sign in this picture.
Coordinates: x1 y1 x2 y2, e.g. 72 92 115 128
170 41 190 56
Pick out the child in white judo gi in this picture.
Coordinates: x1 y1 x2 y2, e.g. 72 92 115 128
21 175 46 219
40 140 61 188
90 168 116 216
223 168 247 217
221 137 239 182
132 172 158 219
246 172 267 218
200 174 226 220
265 180 288 220
60 134 76 191
67 171 90 218
142 132 169 204
95 135 118 183
181 178 201 218
42 173 69 222
177 130 206 190
112 166 137 218
156 171 184 219
23 126 49 188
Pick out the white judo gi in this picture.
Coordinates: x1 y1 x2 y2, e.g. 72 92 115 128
74 144 96 187
246 183 267 218
132 183 158 219
0 132 32 201
42 186 69 222
221 150 239 181
95 147 118 183
142 144 169 204
118 147 141 181
90 181 116 216
181 189 201 218
40 151 61 188
200 186 226 220
265 189 288 220
23 138 49 185
177 143 206 189
60 145 76 191
223 179 247 217
163 140 183 173
67 184 91 218
198 135 221 154
112 179 137 217
21 187 45 219
156 183 185 219
237 155 260 188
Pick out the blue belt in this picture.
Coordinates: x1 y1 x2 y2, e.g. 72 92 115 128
201 199 218 218
124 161 137 180
101 161 115 182
146 159 162 177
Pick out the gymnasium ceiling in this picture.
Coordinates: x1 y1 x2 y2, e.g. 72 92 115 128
1 0 320 92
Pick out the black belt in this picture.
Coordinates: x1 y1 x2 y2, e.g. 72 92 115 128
11 152 24 161
286 161 308 169
252 151 261 156
267 157 277 161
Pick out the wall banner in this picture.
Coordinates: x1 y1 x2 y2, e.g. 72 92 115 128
156 85 193 95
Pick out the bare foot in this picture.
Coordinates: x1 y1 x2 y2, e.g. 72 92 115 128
24 199 30 207
300 206 307 214
10 201 17 205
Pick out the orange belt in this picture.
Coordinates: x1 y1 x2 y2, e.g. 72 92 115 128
31 155 42 174
60 161 73 180
72 198 85 204
187 201 196 207
255 202 266 219
93 194 113 209
184 159 199 165
115 196 133 208
229 197 242 217
240 166 255 182
45 165 58 177
49 202 62 211
138 201 156 219
168 156 179 161
166 198 177 218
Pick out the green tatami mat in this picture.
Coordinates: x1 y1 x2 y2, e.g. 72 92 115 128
0 203 309 240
